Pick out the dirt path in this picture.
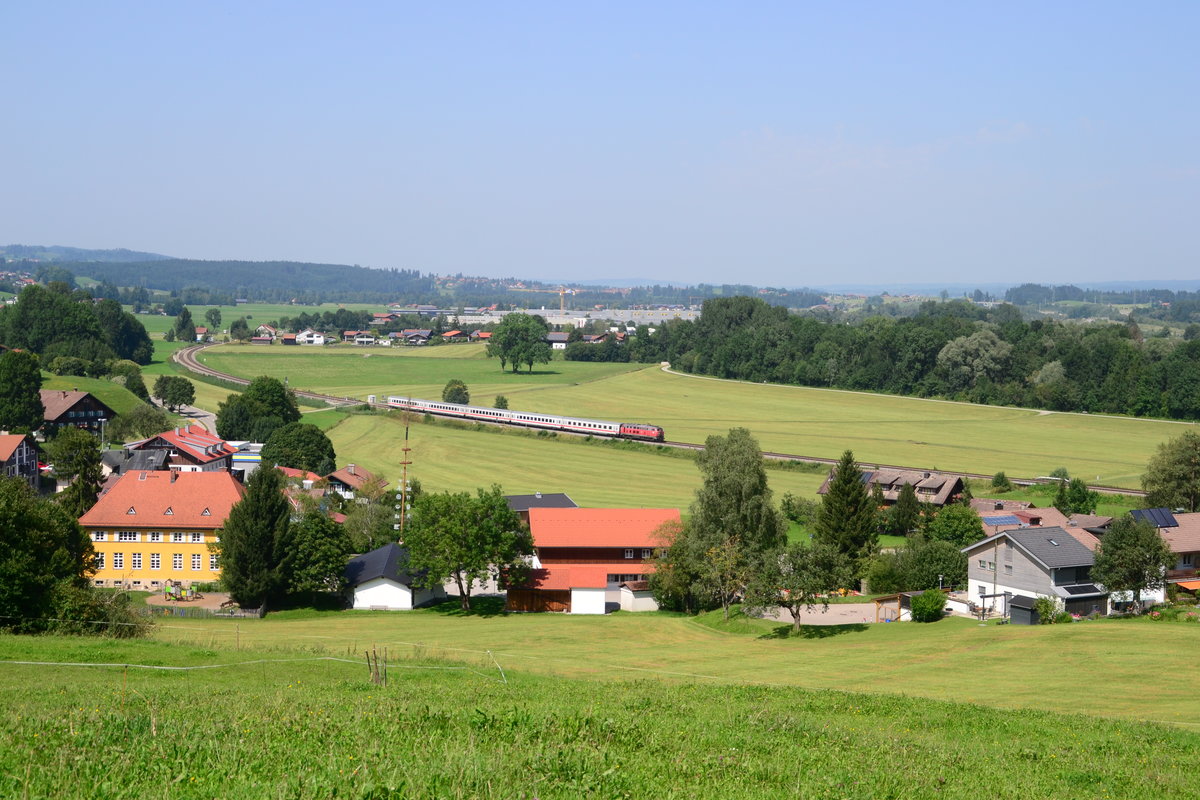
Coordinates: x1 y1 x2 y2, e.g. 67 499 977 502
145 590 232 611
763 602 878 625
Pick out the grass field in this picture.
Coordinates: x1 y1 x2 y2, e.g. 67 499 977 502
5 633 1197 799
128 603 1200 727
41 374 149 418
326 411 826 509
199 343 1194 488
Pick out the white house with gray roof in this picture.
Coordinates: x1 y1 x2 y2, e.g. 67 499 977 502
961 526 1109 617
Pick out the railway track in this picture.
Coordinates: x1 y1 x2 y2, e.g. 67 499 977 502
172 343 1148 498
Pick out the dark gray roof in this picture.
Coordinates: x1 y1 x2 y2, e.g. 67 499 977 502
345 543 416 587
1007 527 1095 569
504 493 578 512
1131 508 1179 529
1008 594 1037 609
101 449 169 474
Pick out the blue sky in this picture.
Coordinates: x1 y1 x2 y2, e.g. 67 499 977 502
3 2 1196 287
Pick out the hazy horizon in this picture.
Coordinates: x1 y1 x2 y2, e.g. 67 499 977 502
3 3 1196 287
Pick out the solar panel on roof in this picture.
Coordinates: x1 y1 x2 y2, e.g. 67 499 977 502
1131 508 1179 528
982 515 1020 526
1062 584 1102 596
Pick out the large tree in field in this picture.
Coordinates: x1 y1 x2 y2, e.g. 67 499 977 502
814 451 878 579
173 306 195 342
1091 515 1175 613
216 467 289 608
744 542 854 631
0 350 44 434
262 422 336 473
1142 431 1200 513
45 427 104 518
0 477 94 633
405 485 531 610
485 313 551 373
216 376 301 440
152 375 196 412
278 510 352 602
651 428 786 613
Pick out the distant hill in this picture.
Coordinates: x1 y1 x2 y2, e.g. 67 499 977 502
1 244 174 262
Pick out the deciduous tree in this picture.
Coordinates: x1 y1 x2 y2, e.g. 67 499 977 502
406 485 531 610
922 504 985 548
1142 431 1200 513
1091 515 1175 613
152 375 196 412
442 379 470 404
278 510 352 601
262 422 336 473
0 350 44 434
744 542 853 631
486 313 552 373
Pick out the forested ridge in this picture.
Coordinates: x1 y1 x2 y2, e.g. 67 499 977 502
630 296 1200 421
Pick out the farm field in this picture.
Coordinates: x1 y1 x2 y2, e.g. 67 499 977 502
90 605 1200 726
325 412 826 509
4 635 1196 799
200 343 1193 488
130 302 377 337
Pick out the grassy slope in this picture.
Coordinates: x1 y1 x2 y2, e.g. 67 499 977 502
3 636 1194 800
327 412 826 509
135 605 1200 727
200 343 1191 488
41 374 147 417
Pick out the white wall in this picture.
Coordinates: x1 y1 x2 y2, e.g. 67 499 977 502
571 587 607 615
619 588 658 612
352 578 414 610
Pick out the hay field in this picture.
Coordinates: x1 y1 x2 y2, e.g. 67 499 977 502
326 412 825 509
205 344 1192 487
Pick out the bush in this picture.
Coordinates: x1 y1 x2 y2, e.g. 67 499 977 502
1034 596 1059 624
910 590 948 623
991 471 1014 492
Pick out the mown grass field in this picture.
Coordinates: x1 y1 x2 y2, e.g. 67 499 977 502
326 411 826 510
4 634 1195 799
41 374 147 417
133 603 1200 727
198 342 1194 488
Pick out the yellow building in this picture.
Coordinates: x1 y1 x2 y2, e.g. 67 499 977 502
79 470 245 590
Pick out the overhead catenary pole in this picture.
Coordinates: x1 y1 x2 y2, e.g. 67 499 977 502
396 407 413 543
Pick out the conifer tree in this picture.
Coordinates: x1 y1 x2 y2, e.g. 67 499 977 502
216 467 289 608
814 450 878 579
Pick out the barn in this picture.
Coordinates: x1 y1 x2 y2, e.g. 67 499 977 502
345 543 446 610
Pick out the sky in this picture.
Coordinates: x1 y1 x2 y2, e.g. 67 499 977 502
2 2 1197 288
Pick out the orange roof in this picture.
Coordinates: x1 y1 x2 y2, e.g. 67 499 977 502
0 434 31 461
326 464 385 491
528 507 681 548
79 471 245 529
132 424 235 464
277 466 322 483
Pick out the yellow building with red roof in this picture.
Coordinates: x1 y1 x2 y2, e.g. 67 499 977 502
78 470 245 589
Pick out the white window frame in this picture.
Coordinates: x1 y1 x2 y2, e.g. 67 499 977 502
191 554 201 571
92 532 107 542
210 554 220 570
641 548 652 559
131 553 142 570
171 532 185 543
95 553 105 570
150 553 161 570
624 549 635 559
117 531 139 542
172 554 183 570
149 532 162 543
113 553 124 570
191 532 203 543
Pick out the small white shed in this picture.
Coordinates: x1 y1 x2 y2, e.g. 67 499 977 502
618 580 658 612
345 543 445 610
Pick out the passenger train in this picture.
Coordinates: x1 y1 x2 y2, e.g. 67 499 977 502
384 396 665 442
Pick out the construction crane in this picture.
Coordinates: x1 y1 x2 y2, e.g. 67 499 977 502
509 285 575 312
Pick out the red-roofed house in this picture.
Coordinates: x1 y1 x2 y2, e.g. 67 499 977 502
40 389 115 434
507 507 681 614
325 463 386 499
127 424 237 472
0 433 38 489
79 470 245 589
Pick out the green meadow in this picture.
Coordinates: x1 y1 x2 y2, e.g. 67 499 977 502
197 343 1192 488
325 411 826 510
4 632 1196 799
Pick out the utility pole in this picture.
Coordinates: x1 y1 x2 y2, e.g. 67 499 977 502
395 410 413 543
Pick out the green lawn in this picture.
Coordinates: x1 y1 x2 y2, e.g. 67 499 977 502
108 603 1200 726
201 345 1192 488
4 633 1196 799
326 411 826 509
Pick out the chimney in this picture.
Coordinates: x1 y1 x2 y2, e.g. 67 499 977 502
994 502 1003 511
535 491 542 499
347 464 356 476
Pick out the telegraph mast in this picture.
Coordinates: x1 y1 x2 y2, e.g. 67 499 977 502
395 407 413 542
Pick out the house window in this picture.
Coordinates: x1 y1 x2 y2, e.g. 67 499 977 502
149 532 162 543
131 553 142 570
95 553 105 570
1183 554 1195 567
92 532 107 542
117 531 139 542
171 533 185 543
192 554 201 570
641 549 653 559
978 559 987 569
624 549 635 559
191 532 203 543
172 554 183 570
150 554 161 570
1004 564 1013 575
987 561 996 572
210 554 219 570
112 553 124 570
